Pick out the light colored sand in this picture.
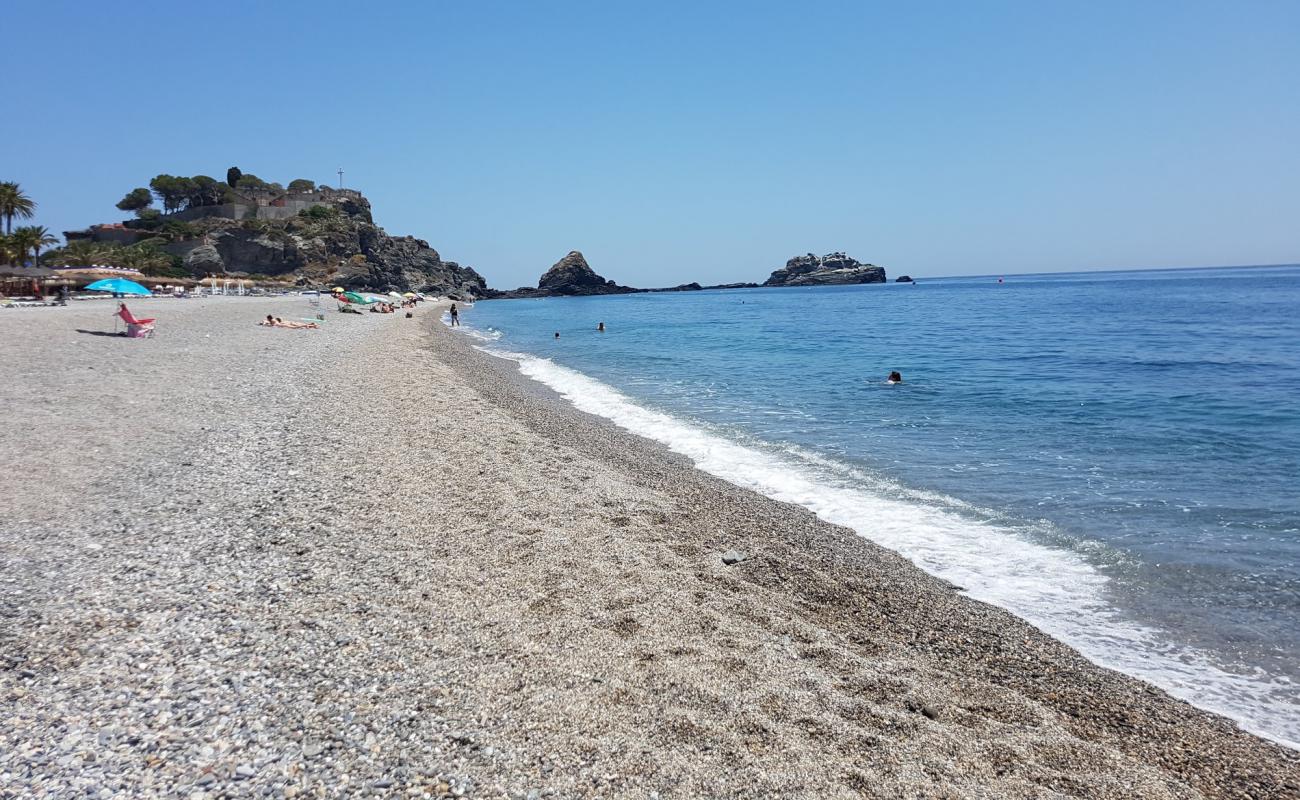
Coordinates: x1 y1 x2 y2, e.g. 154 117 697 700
0 297 1296 798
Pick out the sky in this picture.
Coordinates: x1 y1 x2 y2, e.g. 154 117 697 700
5 0 1298 288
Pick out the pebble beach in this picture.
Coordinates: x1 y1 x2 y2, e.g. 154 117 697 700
2 297 1297 799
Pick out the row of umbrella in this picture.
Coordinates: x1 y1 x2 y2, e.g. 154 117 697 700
333 288 418 305
77 280 425 300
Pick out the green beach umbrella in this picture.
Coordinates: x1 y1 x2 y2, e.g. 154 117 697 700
341 291 376 304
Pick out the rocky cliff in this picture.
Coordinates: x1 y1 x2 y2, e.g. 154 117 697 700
484 251 637 298
176 211 486 297
763 252 885 286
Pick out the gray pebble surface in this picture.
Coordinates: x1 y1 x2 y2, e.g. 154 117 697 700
0 296 1295 799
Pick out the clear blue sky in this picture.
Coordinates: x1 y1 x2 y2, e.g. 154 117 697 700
6 0 1298 287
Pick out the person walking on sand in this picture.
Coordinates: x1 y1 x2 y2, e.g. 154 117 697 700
449 303 460 326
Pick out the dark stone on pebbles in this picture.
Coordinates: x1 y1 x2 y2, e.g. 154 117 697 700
721 549 747 565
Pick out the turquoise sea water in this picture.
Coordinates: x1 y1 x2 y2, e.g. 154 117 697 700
454 265 1300 746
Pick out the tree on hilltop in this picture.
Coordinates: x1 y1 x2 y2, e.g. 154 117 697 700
235 173 269 191
189 175 227 207
116 187 153 214
288 179 316 192
226 166 242 188
149 174 197 214
0 181 37 234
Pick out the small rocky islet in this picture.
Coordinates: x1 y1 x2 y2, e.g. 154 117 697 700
483 250 888 299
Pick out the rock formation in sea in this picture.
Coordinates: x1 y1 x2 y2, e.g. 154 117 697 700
763 252 886 286
483 251 637 298
896 275 914 283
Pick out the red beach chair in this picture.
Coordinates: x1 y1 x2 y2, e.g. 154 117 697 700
116 303 156 338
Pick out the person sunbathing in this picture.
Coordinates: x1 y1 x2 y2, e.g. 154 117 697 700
259 315 318 329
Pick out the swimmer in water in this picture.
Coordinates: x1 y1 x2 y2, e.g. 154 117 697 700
887 371 902 384
555 331 561 339
597 322 605 332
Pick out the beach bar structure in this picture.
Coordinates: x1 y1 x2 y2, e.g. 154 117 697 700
0 266 158 298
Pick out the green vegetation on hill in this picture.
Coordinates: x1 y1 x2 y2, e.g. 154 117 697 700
112 166 329 218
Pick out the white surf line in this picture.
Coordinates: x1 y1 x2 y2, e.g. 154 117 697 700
453 332 1298 749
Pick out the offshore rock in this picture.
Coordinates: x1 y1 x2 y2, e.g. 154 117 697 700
484 250 637 298
896 275 915 283
763 252 886 286
538 251 636 295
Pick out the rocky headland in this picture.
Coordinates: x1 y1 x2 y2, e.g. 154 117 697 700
167 215 488 299
56 171 488 298
763 252 886 286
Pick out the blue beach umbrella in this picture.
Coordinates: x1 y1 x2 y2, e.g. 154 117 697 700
84 277 152 296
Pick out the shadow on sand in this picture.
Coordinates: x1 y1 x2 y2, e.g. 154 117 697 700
74 329 126 338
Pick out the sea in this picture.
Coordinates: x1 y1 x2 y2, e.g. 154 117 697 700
451 264 1300 748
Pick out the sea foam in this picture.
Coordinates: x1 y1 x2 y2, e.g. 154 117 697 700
465 332 1299 748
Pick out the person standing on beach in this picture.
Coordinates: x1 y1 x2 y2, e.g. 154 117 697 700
449 303 460 326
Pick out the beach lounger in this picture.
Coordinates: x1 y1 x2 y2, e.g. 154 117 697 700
117 304 156 338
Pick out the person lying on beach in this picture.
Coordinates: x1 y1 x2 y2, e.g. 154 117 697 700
259 315 319 329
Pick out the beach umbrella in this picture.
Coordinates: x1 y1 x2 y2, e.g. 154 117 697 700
332 286 345 293
84 277 152 296
388 291 402 298
402 292 416 297
340 291 376 304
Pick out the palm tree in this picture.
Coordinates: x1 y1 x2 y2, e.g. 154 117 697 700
0 182 37 235
46 240 101 267
9 227 41 268
25 226 59 268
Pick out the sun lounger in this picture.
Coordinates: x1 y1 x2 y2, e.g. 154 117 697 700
117 303 156 338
